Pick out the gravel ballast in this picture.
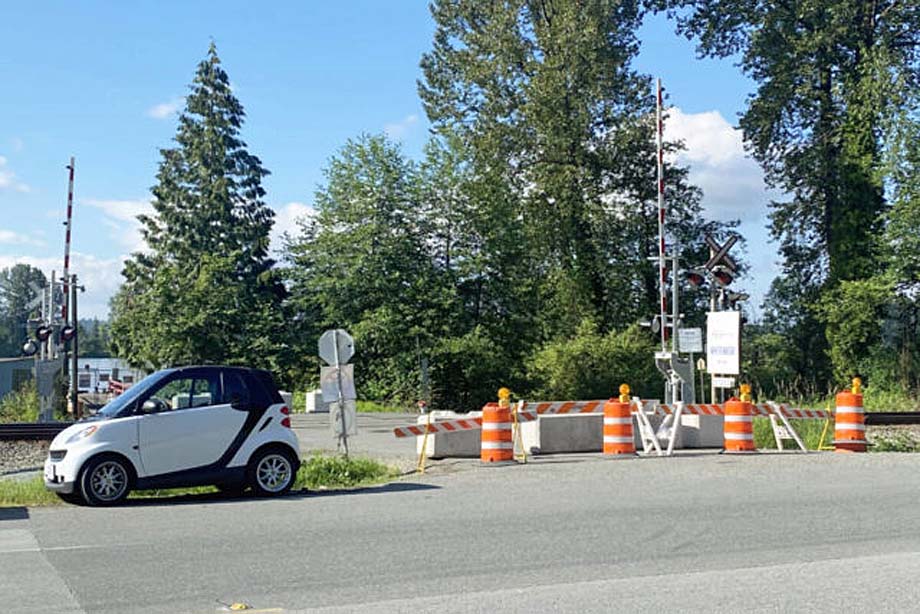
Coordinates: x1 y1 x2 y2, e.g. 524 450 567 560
0 441 49 476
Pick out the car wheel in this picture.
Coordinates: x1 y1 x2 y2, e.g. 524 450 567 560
248 448 296 497
79 456 132 506
56 492 84 505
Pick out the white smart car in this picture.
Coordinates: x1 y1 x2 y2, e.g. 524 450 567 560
44 366 301 506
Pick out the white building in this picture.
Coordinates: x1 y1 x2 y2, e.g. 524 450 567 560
76 358 145 394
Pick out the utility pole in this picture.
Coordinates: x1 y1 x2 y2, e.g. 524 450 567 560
62 157 75 322
71 274 80 420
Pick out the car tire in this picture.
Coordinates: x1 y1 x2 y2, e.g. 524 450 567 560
247 448 297 497
78 455 133 506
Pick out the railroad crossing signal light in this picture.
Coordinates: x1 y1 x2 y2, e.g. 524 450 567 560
686 270 706 287
22 339 38 356
35 325 52 342
60 325 76 343
712 266 734 287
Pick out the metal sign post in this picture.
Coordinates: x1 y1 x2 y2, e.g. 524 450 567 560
319 329 356 457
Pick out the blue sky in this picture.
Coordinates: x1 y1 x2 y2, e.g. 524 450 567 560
0 2 776 318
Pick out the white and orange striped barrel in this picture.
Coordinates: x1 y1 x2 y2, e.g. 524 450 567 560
834 387 866 453
480 403 513 463
603 399 635 456
723 398 755 452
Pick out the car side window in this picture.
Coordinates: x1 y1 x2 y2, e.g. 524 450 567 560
222 372 251 407
145 374 220 411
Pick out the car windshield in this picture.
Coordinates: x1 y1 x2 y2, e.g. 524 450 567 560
93 370 172 419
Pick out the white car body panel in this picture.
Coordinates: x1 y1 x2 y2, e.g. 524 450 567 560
44 417 142 493
228 403 301 468
138 404 247 475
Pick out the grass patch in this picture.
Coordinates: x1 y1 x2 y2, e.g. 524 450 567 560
289 393 408 413
773 387 919 413
296 454 397 490
753 417 833 450
355 400 408 413
0 476 61 507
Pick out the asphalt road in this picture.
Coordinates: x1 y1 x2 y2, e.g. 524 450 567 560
5 451 920 613
291 413 419 466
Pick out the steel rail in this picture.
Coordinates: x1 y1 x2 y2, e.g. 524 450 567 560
0 422 71 441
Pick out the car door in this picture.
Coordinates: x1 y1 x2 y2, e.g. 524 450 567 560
137 369 247 476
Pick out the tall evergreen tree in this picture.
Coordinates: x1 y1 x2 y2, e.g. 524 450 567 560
419 0 734 338
111 44 283 371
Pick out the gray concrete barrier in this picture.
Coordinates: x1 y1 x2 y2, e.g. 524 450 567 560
416 411 725 457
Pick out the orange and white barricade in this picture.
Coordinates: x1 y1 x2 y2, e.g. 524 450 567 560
834 378 867 453
603 385 636 457
723 385 756 453
481 389 514 463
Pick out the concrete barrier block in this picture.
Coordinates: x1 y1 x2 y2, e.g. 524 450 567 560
525 414 605 454
305 389 329 413
417 411 482 458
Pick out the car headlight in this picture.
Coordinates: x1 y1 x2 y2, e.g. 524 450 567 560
66 425 98 444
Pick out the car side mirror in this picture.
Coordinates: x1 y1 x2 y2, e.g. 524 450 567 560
140 399 161 414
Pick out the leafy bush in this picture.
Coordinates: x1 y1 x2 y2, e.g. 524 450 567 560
527 320 660 401
0 380 39 422
429 327 518 412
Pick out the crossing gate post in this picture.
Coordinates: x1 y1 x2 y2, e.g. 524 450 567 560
723 384 756 453
603 384 636 457
481 388 514 463
834 378 867 453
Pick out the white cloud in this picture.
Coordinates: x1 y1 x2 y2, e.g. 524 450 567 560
0 229 45 247
664 108 775 221
384 114 419 141
0 253 125 319
0 156 30 193
147 97 184 119
271 202 313 254
83 198 154 253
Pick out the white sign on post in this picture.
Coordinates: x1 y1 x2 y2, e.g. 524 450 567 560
318 329 354 366
321 364 356 403
318 329 357 453
712 376 736 389
678 328 703 353
330 400 358 437
706 311 740 375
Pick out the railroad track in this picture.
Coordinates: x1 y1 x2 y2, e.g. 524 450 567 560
0 422 72 441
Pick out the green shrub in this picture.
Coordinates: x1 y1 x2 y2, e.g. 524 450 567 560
0 380 39 422
296 454 395 490
429 327 516 412
527 320 660 401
